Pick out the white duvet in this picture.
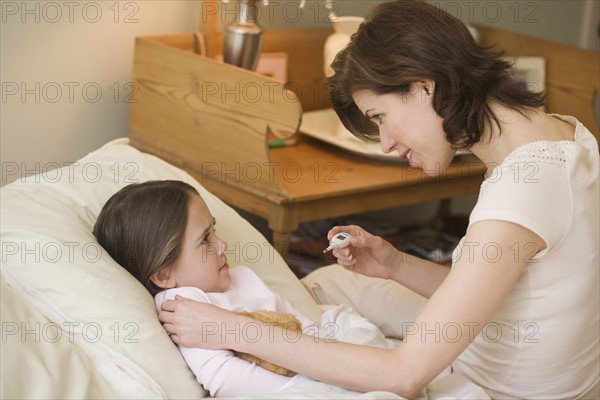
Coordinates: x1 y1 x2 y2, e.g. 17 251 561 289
257 305 491 400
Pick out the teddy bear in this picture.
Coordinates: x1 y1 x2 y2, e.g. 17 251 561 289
233 310 303 377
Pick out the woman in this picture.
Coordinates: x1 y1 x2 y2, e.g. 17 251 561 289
158 1 599 397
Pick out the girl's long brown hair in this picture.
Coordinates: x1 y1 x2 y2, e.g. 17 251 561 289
93 180 198 296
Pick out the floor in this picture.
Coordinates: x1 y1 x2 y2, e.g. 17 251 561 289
286 214 468 277
233 205 470 278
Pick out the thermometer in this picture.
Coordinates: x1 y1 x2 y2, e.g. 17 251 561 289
323 232 351 253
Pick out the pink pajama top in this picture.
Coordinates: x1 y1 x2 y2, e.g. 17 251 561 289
155 266 318 398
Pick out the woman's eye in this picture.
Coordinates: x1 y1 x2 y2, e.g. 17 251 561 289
372 115 384 125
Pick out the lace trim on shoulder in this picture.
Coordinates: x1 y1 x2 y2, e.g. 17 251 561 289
502 141 573 168
499 115 581 169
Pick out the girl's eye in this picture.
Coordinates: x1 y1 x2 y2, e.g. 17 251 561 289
201 227 217 245
200 219 217 246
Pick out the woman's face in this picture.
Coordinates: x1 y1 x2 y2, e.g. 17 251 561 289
352 83 456 175
163 194 231 293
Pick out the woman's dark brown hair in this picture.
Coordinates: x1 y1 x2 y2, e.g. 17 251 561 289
93 180 198 296
327 0 545 149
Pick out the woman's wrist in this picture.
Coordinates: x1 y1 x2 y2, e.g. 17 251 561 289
187 308 255 351
218 313 256 351
227 315 290 354
388 249 408 283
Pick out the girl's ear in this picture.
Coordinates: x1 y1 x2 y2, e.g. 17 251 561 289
150 268 175 289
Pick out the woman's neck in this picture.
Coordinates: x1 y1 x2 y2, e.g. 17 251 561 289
469 103 574 175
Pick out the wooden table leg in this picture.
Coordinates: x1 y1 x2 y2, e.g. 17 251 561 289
430 198 452 231
272 230 295 260
268 204 299 261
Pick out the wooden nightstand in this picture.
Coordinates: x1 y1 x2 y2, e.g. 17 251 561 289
128 26 598 260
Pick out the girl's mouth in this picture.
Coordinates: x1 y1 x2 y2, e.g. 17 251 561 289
400 149 412 161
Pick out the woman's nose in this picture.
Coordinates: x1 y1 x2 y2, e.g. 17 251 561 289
380 130 396 154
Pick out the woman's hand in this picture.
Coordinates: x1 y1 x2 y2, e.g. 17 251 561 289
327 225 401 280
158 296 246 349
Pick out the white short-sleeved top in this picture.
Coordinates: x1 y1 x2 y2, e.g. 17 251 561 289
452 115 599 398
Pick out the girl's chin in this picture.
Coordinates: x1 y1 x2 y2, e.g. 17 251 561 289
220 274 232 291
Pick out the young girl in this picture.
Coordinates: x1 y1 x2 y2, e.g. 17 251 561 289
93 180 319 397
93 180 390 398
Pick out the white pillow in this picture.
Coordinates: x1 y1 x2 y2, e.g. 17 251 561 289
0 278 117 399
1 138 321 398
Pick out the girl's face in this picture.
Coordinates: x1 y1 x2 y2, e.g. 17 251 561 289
155 194 231 293
352 83 456 175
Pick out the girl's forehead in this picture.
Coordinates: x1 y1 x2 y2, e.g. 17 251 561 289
187 195 212 222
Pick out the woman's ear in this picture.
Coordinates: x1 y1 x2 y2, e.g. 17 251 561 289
422 79 435 96
150 268 175 289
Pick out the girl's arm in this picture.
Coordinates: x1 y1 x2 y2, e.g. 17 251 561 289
160 220 544 397
180 346 291 398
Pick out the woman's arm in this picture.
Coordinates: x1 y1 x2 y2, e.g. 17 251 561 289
328 225 451 298
160 220 544 397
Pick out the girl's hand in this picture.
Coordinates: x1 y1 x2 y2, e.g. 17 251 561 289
158 296 246 349
327 225 400 280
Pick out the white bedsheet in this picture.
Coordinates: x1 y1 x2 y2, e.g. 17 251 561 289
256 305 491 400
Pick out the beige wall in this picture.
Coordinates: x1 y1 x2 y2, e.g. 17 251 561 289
1 1 200 185
1 0 597 187
432 0 595 50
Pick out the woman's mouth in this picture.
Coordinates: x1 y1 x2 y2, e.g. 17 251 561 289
400 149 412 161
219 263 229 271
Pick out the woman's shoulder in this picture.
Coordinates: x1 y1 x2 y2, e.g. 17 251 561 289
496 115 598 172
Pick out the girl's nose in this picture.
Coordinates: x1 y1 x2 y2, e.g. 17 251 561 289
216 237 227 256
